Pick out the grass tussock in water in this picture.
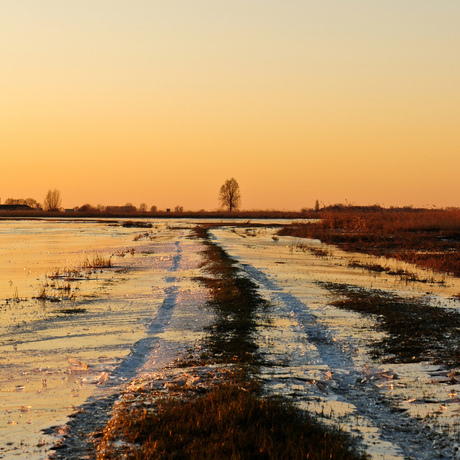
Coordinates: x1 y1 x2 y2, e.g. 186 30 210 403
347 259 445 284
97 382 364 460
34 253 113 303
322 282 460 366
81 253 112 269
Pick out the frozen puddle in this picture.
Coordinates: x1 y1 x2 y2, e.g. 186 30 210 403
211 227 460 460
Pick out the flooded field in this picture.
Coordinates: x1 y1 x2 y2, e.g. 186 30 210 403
0 219 211 458
1 219 460 459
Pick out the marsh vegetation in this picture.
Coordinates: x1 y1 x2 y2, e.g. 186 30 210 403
321 282 460 366
279 208 460 276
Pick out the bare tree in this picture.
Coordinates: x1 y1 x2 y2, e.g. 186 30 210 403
219 178 241 212
139 203 148 212
43 189 62 212
150 205 158 213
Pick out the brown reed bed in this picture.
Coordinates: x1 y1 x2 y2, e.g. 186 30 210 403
279 208 460 276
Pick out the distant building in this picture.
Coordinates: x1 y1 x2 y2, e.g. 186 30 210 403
0 204 34 211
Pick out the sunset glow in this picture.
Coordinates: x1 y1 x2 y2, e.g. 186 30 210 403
1 1 459 210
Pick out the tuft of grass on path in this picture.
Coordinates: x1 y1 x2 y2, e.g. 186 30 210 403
97 382 365 460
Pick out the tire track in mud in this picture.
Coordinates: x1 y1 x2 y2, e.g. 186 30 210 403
109 240 183 381
49 240 187 459
241 263 455 460
109 285 178 381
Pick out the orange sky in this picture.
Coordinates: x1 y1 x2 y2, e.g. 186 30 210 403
1 1 459 210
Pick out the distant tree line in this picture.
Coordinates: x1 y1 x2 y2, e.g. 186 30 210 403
3 197 41 209
73 203 175 214
3 179 245 214
2 190 63 211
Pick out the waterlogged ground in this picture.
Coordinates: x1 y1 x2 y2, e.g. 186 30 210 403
211 226 460 459
1 219 460 459
0 219 210 458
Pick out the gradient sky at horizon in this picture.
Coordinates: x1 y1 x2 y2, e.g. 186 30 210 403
1 1 459 210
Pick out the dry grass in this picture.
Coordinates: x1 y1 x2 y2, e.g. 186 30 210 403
97 382 364 460
347 260 445 284
279 209 460 276
36 253 112 303
81 254 112 269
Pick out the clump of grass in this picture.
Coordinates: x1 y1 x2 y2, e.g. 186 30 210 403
133 231 154 241
97 382 365 460
114 248 136 257
82 254 112 269
48 267 84 280
56 308 87 315
36 285 47 299
322 282 460 366
348 260 387 273
47 279 73 292
290 242 331 258
40 275 81 301
123 221 153 228
5 287 25 304
34 285 61 302
38 253 112 303
308 246 330 258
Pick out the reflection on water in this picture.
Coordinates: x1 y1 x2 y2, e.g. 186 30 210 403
0 219 209 458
